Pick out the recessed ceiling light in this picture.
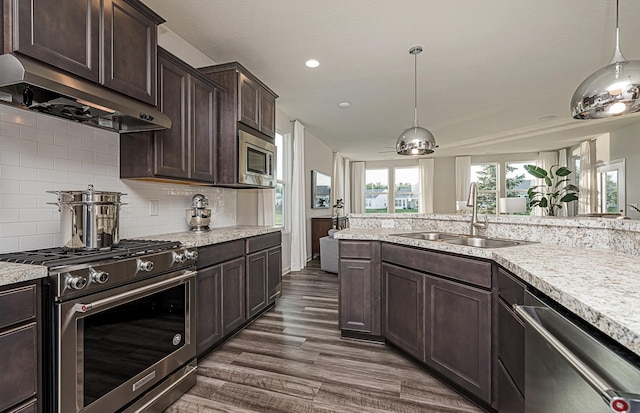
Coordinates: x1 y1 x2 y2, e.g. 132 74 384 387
305 59 320 68
338 102 351 108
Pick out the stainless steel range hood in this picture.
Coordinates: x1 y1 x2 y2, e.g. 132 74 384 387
0 54 171 133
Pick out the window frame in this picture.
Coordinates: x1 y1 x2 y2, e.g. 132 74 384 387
274 131 291 232
364 166 421 214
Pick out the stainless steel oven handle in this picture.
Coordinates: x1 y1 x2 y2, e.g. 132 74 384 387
73 271 195 314
514 305 640 413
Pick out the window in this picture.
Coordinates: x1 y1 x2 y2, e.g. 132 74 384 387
595 159 625 214
394 167 419 213
364 167 420 214
470 163 498 214
275 132 286 227
365 169 388 213
505 162 534 214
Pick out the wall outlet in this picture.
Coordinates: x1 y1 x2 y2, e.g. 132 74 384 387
149 200 160 216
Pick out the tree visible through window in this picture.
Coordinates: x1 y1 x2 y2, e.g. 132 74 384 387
505 162 532 214
471 164 498 214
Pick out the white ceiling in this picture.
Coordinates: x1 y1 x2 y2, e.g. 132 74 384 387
142 0 640 160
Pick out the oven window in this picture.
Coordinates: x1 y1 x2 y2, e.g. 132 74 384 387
247 146 268 175
82 284 186 407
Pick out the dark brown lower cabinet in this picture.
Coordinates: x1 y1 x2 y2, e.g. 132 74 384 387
382 263 425 361
221 257 246 336
424 275 492 403
0 282 40 413
246 250 268 318
267 247 282 303
196 265 222 355
498 361 525 413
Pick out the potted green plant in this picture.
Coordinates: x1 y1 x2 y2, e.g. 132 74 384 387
524 164 579 216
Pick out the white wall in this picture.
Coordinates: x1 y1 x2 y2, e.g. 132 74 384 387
609 122 640 217
0 104 237 253
304 130 334 260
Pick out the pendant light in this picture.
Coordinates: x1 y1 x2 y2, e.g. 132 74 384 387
571 0 640 119
396 46 437 155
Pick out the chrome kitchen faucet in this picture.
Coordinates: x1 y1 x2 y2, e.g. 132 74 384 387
467 182 488 236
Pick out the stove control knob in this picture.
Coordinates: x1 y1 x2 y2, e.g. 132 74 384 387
184 250 198 261
89 268 109 284
172 251 186 264
137 259 154 272
67 274 88 290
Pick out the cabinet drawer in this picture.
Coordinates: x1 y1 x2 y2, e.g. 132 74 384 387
7 398 37 413
340 240 372 259
197 240 244 269
0 324 38 411
246 232 281 254
498 299 525 394
382 243 492 288
0 285 37 330
498 267 525 306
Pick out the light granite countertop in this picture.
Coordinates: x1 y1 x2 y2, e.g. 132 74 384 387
0 225 281 287
336 227 640 357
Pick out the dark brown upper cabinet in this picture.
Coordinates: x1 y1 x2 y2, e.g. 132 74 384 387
120 48 220 184
201 62 278 138
6 0 162 105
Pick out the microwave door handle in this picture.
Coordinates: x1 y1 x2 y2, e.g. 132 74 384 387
514 305 640 412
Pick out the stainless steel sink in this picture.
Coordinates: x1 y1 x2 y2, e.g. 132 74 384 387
393 232 531 248
442 236 526 248
393 232 462 241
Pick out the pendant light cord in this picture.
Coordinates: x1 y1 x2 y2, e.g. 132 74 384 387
610 0 626 64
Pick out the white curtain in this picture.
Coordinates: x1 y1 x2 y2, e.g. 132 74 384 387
532 151 558 216
332 151 345 212
455 156 471 210
290 120 307 271
343 159 351 216
257 189 275 225
418 158 434 213
351 161 366 213
579 140 595 215
557 149 569 217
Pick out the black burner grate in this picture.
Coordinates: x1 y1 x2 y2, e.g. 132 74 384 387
0 239 181 267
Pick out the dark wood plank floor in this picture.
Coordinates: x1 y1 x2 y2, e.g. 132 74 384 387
165 260 483 413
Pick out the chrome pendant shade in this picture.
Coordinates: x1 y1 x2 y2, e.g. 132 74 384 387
571 0 640 119
396 46 436 155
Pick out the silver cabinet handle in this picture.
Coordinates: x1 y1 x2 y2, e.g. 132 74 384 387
514 304 640 413
73 270 195 314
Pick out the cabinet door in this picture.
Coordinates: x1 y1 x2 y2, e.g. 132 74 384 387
238 73 260 131
340 259 374 333
13 0 100 82
259 91 276 137
382 263 424 361
221 257 246 336
154 54 189 179
246 250 268 318
196 265 222 356
499 299 525 395
102 0 157 104
267 246 282 304
0 324 38 412
424 275 492 402
190 76 217 182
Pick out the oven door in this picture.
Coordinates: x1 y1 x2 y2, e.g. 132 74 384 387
56 269 196 413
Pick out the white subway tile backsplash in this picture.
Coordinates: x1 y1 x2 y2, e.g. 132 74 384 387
69 148 95 162
0 105 238 253
54 158 83 173
0 106 37 126
82 138 109 154
1 165 37 181
20 181 54 195
0 120 21 138
38 142 69 159
0 222 37 237
36 114 69 133
21 125 54 143
1 135 38 153
54 132 83 148
20 153 54 169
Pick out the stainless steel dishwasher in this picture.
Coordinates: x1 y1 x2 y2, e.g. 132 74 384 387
515 291 640 413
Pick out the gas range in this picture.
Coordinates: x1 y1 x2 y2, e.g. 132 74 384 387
0 239 198 301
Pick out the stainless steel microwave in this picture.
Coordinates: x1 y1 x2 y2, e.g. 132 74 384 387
239 130 277 187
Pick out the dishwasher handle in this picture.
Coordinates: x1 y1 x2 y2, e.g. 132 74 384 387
514 304 640 413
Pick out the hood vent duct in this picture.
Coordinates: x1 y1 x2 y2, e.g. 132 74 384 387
0 53 171 133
